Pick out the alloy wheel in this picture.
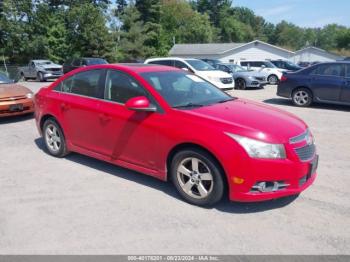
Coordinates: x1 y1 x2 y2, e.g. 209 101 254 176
293 90 309 106
176 157 214 199
45 124 62 153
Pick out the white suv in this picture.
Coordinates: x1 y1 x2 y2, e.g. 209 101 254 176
235 60 286 84
144 57 235 90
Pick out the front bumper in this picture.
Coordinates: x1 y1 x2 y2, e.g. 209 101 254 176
246 80 268 88
0 98 34 117
43 72 63 79
226 152 318 202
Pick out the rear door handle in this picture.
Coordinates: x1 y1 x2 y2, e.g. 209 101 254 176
60 103 70 111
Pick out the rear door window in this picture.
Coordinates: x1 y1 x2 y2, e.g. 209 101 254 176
311 64 344 77
61 69 105 99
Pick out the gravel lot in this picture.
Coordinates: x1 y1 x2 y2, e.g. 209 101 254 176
1 81 349 254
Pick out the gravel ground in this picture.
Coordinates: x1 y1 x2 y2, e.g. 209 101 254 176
0 80 349 254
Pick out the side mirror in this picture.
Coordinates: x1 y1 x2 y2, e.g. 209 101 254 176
125 96 156 112
261 65 266 68
181 67 189 71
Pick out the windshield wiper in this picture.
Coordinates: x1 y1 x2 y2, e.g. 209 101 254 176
217 98 235 103
173 102 205 109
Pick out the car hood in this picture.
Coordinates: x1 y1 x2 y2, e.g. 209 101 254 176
196 70 232 79
0 84 32 98
185 98 307 143
39 64 62 70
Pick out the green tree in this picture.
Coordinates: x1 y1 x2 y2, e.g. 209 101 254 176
67 3 117 61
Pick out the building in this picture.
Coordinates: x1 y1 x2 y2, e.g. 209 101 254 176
292 46 344 63
169 40 344 63
169 40 295 62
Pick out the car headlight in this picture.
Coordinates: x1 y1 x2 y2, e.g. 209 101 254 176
26 93 33 99
226 133 286 159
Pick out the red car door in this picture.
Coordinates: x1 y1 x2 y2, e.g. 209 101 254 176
58 69 107 154
97 69 165 173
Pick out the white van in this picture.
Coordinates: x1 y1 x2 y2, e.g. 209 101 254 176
235 60 286 84
144 57 235 90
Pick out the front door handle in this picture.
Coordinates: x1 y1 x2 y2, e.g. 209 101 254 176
99 113 111 122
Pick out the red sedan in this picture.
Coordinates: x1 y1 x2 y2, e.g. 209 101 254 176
34 64 318 206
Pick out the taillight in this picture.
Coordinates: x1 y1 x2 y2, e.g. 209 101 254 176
281 75 288 82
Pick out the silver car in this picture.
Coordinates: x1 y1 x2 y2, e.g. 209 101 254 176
216 63 268 90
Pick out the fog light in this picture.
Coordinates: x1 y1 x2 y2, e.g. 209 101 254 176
232 177 244 184
251 181 289 193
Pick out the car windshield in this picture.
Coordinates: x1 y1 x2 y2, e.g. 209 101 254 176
185 59 216 71
141 71 234 109
227 64 247 72
36 61 53 65
0 73 13 84
264 61 277 68
86 58 108 65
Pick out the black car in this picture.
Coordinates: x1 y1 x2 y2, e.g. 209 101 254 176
277 62 350 107
271 60 302 71
63 57 108 74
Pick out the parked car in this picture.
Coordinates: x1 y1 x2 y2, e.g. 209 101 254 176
277 62 350 107
63 57 108 74
235 60 286 84
35 64 317 206
200 58 221 68
270 60 302 71
216 63 268 89
19 60 63 82
144 57 235 90
0 72 34 117
297 62 312 68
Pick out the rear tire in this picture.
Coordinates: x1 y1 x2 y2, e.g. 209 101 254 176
292 88 313 107
43 118 69 157
268 74 278 85
20 72 27 81
170 148 225 206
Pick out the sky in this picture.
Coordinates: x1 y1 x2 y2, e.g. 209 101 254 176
233 0 350 28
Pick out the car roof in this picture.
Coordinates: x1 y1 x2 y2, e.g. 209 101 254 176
32 59 51 62
71 63 180 74
145 57 199 62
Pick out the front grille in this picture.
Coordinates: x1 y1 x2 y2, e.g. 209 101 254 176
294 144 316 161
48 68 62 72
0 95 27 102
220 77 233 84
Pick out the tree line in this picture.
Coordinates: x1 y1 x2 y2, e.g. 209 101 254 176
1 0 349 64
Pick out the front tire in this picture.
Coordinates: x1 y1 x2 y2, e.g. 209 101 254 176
292 88 313 107
235 78 247 90
268 74 278 85
170 149 225 206
43 118 69 157
37 72 46 82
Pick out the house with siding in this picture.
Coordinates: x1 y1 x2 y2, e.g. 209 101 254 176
169 40 343 63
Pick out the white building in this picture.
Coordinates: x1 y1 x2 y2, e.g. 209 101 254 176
169 40 344 63
169 40 295 62
292 46 343 63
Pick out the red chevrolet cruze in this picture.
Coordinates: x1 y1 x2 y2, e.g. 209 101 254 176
35 64 318 206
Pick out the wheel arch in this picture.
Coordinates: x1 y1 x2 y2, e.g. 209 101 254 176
40 114 65 137
166 143 229 192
